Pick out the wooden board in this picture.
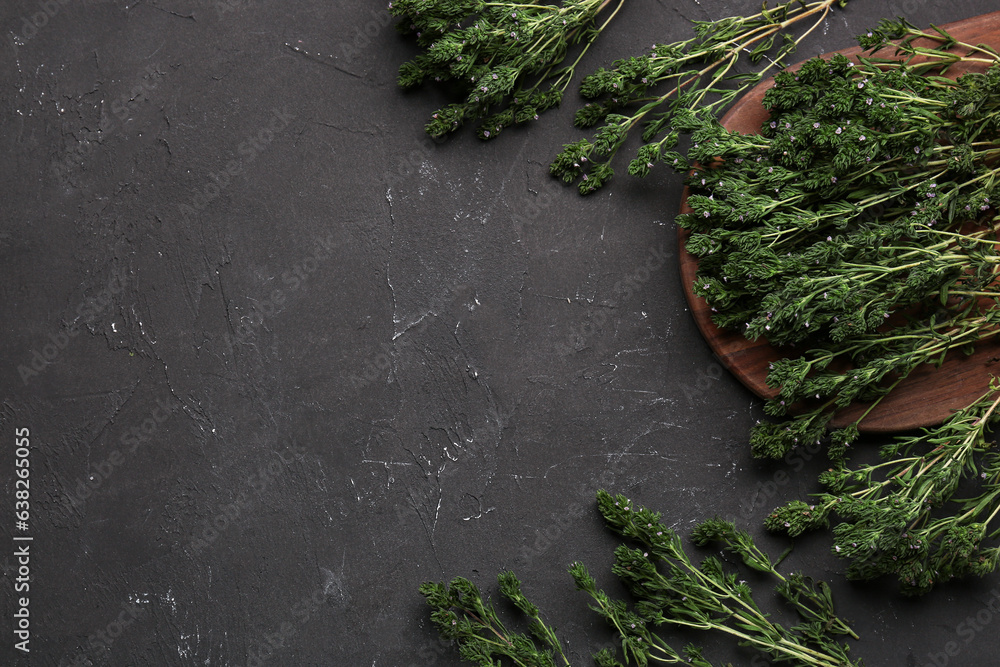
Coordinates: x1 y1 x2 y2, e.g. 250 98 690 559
678 11 1000 432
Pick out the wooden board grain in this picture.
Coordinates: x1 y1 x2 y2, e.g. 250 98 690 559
678 11 1000 432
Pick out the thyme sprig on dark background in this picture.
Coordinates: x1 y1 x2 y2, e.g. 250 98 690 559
768 384 1000 595
551 0 852 193
390 0 626 141
421 491 861 666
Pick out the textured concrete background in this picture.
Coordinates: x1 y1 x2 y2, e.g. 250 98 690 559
2 0 998 665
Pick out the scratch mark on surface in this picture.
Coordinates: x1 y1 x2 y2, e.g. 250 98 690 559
151 5 195 20
385 187 398 329
284 42 363 78
392 310 435 340
461 493 495 521
310 119 380 136
361 459 412 488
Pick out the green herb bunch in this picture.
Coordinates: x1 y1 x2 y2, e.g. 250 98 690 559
679 23 1000 453
421 490 861 666
550 0 852 193
420 570 570 666
675 20 1000 592
767 384 1000 595
390 0 626 140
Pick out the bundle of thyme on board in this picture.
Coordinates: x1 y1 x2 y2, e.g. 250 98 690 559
677 19 1000 593
421 490 861 667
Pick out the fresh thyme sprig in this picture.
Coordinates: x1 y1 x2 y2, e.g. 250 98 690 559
675 21 1000 592
767 383 1000 595
421 490 862 666
419 571 571 666
586 491 860 667
550 0 852 193
390 0 626 140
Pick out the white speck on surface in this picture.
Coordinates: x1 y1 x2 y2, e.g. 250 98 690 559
321 555 349 604
128 592 150 605
162 588 177 614
177 631 194 659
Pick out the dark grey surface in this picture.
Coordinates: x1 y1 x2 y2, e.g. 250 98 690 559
2 0 999 665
